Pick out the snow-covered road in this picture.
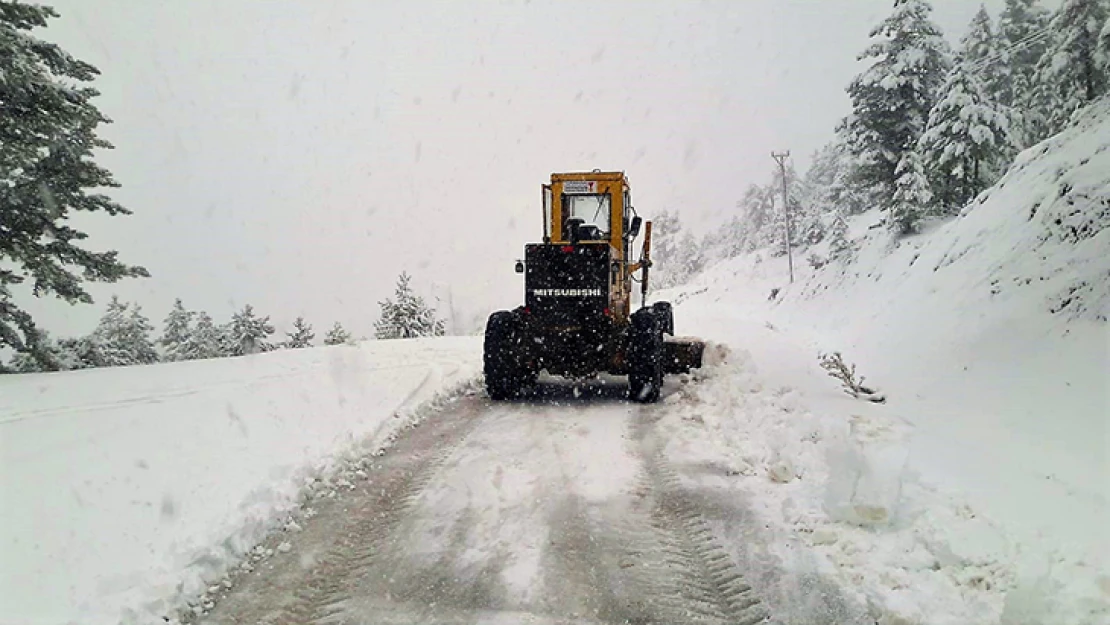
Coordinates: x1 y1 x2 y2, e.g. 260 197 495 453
200 378 863 625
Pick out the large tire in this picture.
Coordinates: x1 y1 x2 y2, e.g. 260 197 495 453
484 311 529 400
628 307 664 403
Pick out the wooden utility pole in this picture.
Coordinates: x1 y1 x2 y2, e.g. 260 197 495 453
771 151 794 283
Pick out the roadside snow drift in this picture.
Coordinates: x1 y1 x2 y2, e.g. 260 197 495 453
661 99 1109 624
0 338 480 625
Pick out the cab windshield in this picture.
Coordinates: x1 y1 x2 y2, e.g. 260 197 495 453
563 193 610 237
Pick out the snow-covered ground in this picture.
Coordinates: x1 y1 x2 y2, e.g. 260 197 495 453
0 338 480 625
3 101 1106 625
656 99 1109 624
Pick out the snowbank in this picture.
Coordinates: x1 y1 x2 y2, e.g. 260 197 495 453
661 99 1109 623
0 338 480 625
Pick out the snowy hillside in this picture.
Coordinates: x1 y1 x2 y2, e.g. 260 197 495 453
0 339 480 625
660 97 1110 624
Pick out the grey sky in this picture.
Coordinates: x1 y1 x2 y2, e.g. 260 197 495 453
25 0 1013 338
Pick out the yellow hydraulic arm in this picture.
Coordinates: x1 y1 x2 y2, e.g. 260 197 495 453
628 220 653 305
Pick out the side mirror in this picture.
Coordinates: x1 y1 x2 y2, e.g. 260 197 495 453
628 216 642 238
514 260 524 274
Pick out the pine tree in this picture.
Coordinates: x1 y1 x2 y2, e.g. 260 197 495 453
827 210 855 260
226 304 275 356
285 316 314 348
92 296 158 366
843 0 952 210
962 6 1009 108
374 273 446 340
0 5 148 359
1030 0 1109 139
1000 0 1052 111
734 183 778 253
889 150 933 235
159 298 195 361
8 329 60 372
918 60 1014 212
56 335 105 370
1096 14 1110 76
323 322 353 346
650 210 683 288
180 312 224 360
815 132 870 217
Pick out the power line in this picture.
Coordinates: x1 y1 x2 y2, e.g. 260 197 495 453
963 27 1052 75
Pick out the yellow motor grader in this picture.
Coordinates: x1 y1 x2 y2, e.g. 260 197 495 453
483 170 704 402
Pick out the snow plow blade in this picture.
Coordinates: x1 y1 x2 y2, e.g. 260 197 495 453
663 337 705 374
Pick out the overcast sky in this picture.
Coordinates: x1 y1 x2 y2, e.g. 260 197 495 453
25 0 1016 338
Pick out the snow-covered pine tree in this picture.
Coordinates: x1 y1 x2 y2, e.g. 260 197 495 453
827 209 855 260
180 312 224 360
918 59 1013 212
815 130 870 217
374 272 446 339
765 163 811 255
56 335 106 369
670 231 706 285
734 182 778 254
843 0 952 211
285 316 314 348
159 298 195 361
7 329 60 372
1000 0 1052 110
324 322 353 345
0 5 148 361
1030 0 1109 139
962 6 1010 115
226 304 275 356
889 150 933 235
1097 14 1110 76
650 210 683 288
93 296 159 366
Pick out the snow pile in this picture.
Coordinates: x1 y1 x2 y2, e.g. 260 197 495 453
659 98 1109 623
659 347 1015 624
0 337 480 625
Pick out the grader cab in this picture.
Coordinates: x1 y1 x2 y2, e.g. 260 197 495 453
483 170 704 402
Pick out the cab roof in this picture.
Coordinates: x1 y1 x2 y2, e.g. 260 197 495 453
550 171 628 183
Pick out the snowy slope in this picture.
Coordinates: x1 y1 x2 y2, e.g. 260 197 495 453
659 99 1110 623
0 338 480 625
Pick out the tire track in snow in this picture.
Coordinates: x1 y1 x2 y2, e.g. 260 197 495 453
624 407 769 625
198 396 487 625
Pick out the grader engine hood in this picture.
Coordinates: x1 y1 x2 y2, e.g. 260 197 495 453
524 243 610 322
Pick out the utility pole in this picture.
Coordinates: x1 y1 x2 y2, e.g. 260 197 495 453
771 150 794 283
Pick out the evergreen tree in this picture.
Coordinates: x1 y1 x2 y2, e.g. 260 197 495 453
671 231 706 285
827 209 855 260
0 5 148 358
226 304 275 356
8 329 61 372
889 150 933 235
918 60 1014 212
323 322 353 345
1000 0 1052 110
92 296 158 366
285 316 315 348
766 163 809 255
734 183 778 253
1030 0 1109 138
180 312 224 360
56 335 105 370
650 210 683 288
1097 14 1110 76
374 272 446 339
159 298 195 361
962 6 1009 106
843 0 952 210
